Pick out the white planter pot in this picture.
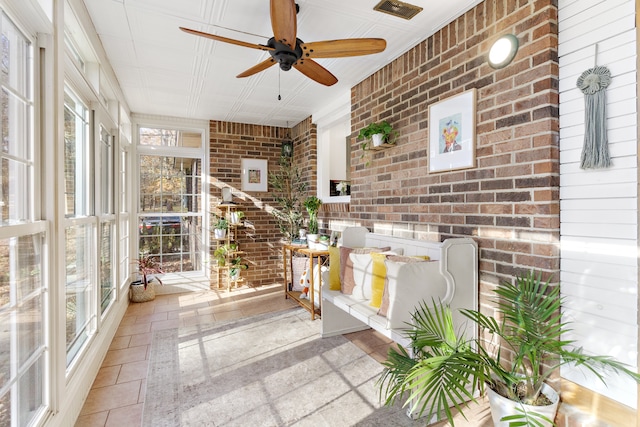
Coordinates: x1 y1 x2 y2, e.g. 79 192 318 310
307 233 318 247
214 228 226 239
487 383 559 427
230 212 243 224
371 133 385 147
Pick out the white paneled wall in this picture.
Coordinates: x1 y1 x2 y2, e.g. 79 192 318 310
558 0 638 407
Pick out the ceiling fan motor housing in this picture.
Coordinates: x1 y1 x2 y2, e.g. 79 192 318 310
267 37 303 71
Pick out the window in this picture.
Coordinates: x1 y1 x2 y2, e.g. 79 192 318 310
98 124 115 314
0 11 48 426
63 87 95 367
137 126 205 274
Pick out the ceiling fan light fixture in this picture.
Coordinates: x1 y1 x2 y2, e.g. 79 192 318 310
373 0 423 20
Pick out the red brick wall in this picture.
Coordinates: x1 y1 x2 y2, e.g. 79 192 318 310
346 0 560 292
209 118 317 287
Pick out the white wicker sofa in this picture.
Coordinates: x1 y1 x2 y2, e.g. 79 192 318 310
320 227 478 349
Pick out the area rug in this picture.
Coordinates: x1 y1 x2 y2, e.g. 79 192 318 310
143 308 421 427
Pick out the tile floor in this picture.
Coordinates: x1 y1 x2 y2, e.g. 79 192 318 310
74 283 491 427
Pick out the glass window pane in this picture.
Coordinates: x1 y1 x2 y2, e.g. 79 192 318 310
63 90 90 218
0 231 45 427
65 224 94 366
100 125 113 215
100 221 114 314
139 128 201 148
1 157 30 224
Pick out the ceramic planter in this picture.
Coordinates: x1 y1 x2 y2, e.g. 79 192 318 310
371 133 385 147
214 228 227 239
487 382 559 427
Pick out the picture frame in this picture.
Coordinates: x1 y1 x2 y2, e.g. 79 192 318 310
428 88 476 173
241 158 268 192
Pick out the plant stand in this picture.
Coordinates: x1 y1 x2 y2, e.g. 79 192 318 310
212 203 246 291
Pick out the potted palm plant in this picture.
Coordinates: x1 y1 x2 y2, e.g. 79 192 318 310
303 195 322 249
378 271 640 426
130 254 164 303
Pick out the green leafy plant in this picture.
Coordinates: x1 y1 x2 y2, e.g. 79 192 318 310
378 271 640 426
229 256 249 278
358 120 397 148
213 245 229 266
131 253 164 289
268 156 307 241
303 196 322 234
214 216 228 230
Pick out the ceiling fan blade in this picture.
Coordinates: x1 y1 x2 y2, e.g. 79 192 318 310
293 58 338 86
179 27 273 52
236 58 277 78
301 38 387 58
270 0 297 49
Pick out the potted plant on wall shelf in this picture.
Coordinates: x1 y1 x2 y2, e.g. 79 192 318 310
303 195 322 249
130 254 164 303
378 271 640 427
358 120 397 149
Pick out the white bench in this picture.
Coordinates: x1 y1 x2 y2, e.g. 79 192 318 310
320 226 478 349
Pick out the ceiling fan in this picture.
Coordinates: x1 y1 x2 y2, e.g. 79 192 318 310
180 0 386 86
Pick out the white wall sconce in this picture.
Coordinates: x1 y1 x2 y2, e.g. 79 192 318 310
488 34 519 69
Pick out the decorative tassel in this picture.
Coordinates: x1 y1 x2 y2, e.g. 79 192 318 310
576 66 612 169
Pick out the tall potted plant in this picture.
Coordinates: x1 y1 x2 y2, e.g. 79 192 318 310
130 254 164 303
303 195 322 248
268 156 307 242
378 271 640 426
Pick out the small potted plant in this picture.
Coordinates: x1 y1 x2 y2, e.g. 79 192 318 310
358 120 397 149
229 256 249 282
303 196 322 248
378 270 640 426
213 216 228 239
213 245 229 266
230 210 244 225
130 254 164 303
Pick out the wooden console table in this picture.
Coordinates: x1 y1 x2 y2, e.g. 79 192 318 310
282 244 329 320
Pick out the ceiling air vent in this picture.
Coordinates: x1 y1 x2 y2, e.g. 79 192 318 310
373 0 423 20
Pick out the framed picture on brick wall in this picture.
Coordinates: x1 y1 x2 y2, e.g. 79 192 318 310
428 88 476 173
241 158 268 192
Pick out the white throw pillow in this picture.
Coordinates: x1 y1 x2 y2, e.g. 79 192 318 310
384 258 447 329
350 250 399 301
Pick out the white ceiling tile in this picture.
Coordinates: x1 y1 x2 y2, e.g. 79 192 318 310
80 0 483 125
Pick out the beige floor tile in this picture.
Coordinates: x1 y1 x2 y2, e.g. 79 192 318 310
128 332 152 347
117 360 148 383
91 365 121 388
102 345 149 367
104 404 143 427
133 311 169 323
114 323 151 337
108 336 131 351
150 318 180 331
74 410 108 427
79 381 142 415
214 309 244 321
